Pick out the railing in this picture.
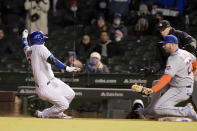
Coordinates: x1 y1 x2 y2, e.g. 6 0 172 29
0 72 161 91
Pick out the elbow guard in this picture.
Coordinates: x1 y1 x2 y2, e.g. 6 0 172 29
22 38 29 48
47 55 66 69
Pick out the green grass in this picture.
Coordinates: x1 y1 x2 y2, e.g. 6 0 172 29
0 117 197 131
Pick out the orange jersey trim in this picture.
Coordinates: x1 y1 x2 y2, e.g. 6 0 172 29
192 59 197 73
152 74 172 92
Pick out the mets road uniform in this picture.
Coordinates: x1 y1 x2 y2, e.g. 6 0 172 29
24 44 75 118
146 49 195 117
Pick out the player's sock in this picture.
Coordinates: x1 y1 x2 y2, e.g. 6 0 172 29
35 110 43 118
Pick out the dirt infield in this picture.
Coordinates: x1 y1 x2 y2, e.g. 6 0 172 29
0 117 197 131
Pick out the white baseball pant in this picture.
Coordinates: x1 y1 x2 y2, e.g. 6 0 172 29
145 80 193 117
36 77 75 118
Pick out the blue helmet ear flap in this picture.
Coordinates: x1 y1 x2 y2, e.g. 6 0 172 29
29 31 47 45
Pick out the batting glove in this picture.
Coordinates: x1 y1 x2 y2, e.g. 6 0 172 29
22 29 28 39
66 66 81 72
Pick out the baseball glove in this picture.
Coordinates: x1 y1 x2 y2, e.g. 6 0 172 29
131 84 153 96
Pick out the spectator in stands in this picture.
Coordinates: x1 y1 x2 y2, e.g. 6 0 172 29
139 3 150 16
67 51 83 69
93 31 116 64
84 13 110 38
61 51 83 73
55 0 80 26
91 0 109 23
109 13 127 42
134 3 150 43
108 0 130 21
0 27 15 58
125 7 138 27
155 11 164 22
76 34 96 63
24 0 50 34
96 14 109 33
134 16 149 43
185 13 189 30
86 52 109 73
98 0 109 18
151 3 159 16
56 0 97 26
149 11 164 35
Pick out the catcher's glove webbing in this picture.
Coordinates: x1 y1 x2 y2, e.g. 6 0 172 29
131 84 153 96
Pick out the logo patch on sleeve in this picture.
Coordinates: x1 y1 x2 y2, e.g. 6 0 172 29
166 65 172 70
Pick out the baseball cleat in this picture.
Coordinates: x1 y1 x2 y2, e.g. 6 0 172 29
186 103 197 121
34 110 43 118
62 115 72 119
138 108 147 119
60 113 72 119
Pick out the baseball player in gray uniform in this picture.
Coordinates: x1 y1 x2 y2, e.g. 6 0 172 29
22 29 80 119
138 35 197 121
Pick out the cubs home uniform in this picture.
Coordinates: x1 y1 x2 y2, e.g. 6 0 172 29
24 42 75 118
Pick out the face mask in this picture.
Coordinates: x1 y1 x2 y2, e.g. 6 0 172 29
89 59 99 66
71 6 78 12
113 20 120 25
73 60 78 67
115 30 123 42
115 36 121 42
99 2 107 9
141 19 146 26
151 9 156 15
98 19 105 27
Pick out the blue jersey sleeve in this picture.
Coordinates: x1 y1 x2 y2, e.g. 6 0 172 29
47 55 66 69
22 38 29 48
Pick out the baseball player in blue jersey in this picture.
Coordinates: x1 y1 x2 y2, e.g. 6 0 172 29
138 35 197 121
22 29 80 119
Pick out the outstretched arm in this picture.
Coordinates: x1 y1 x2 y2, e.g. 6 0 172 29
22 29 29 48
47 55 80 72
151 74 172 92
47 55 65 69
22 29 32 58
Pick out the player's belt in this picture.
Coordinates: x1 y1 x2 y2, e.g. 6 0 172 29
35 78 54 87
47 81 50 85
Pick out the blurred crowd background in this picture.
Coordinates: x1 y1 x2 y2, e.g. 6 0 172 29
0 0 197 75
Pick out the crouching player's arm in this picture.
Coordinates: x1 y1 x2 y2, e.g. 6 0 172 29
192 59 197 78
47 55 81 72
151 57 197 93
151 74 172 93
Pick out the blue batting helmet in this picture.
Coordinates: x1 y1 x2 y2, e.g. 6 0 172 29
29 31 48 45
